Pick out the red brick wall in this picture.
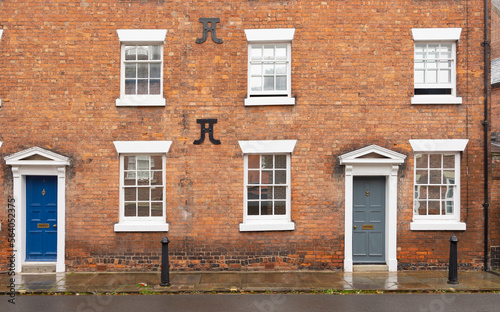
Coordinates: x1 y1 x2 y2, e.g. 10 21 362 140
0 0 490 271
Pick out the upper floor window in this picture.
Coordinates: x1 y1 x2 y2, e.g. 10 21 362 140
409 139 468 231
116 29 167 106
244 29 295 106
238 140 297 231
411 28 462 105
113 141 172 232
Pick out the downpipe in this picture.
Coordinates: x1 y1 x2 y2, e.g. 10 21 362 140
482 0 490 272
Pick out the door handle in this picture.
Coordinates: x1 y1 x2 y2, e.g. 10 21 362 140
353 225 357 229
53 224 57 228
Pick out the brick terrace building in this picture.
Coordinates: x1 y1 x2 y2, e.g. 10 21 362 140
0 1 492 273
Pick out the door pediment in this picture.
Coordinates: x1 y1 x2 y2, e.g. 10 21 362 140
339 145 406 165
5 147 70 166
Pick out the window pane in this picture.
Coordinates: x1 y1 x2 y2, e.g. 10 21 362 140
261 171 273 184
137 171 150 185
429 170 441 184
151 171 162 185
137 80 148 95
138 63 148 78
415 44 426 58
150 79 161 95
150 63 161 78
263 76 274 90
124 171 136 185
428 201 440 215
138 187 149 201
137 46 149 60
443 170 455 184
425 69 438 84
275 155 286 169
248 155 260 169
263 45 275 60
274 186 286 199
125 63 136 78
137 156 149 169
124 187 136 201
248 186 259 200
430 154 441 168
439 69 451 84
262 156 273 168
275 201 286 215
248 170 259 184
125 46 136 60
440 44 452 58
263 64 274 75
125 80 136 94
251 64 262 76
415 154 428 169
275 170 286 184
444 200 454 215
248 201 259 215
124 156 136 170
416 170 428 184
151 156 162 170
251 46 263 60
124 203 136 217
414 69 425 84
151 202 163 217
443 154 455 168
415 185 427 200
275 45 287 60
151 46 161 60
428 44 439 59
276 64 287 75
276 76 287 90
428 186 440 199
151 187 163 201
261 201 272 215
250 77 262 91
261 187 271 200
416 201 427 215
138 202 150 216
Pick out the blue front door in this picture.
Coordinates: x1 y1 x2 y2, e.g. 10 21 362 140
353 176 386 264
26 176 57 261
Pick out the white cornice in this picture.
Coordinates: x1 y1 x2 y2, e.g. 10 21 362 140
244 28 295 42
117 29 167 43
238 140 297 154
5 147 70 166
339 145 406 165
113 141 172 154
409 139 469 152
411 28 462 41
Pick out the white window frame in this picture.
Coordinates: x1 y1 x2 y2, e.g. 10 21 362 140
411 28 462 105
409 139 468 231
238 140 297 231
0 29 3 106
113 141 172 232
244 29 296 106
116 29 167 107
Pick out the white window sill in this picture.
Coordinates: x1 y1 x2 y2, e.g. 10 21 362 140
116 96 166 107
411 95 462 105
114 222 169 232
245 96 295 106
410 221 466 231
239 221 295 232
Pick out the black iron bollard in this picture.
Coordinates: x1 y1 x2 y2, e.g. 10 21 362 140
160 236 171 286
448 234 459 284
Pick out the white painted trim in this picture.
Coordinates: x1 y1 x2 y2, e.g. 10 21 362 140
411 95 463 105
409 139 468 152
244 96 295 106
244 28 295 42
238 140 297 154
113 141 172 154
5 148 69 273
411 28 462 41
114 222 169 232
239 221 295 232
0 29 3 40
116 96 166 107
340 146 405 272
410 221 466 231
117 29 167 43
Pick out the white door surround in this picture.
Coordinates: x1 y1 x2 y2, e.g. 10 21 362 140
5 147 70 273
339 145 406 272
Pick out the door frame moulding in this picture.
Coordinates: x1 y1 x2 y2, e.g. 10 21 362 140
339 145 406 272
5 147 70 273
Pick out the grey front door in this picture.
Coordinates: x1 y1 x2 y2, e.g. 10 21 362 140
353 176 385 263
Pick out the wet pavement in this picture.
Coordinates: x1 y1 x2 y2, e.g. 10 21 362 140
1 271 500 294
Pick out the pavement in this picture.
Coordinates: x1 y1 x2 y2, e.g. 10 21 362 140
2 270 500 294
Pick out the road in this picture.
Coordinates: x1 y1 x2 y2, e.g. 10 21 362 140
3 293 499 312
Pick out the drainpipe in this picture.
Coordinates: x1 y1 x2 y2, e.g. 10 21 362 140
482 0 490 271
